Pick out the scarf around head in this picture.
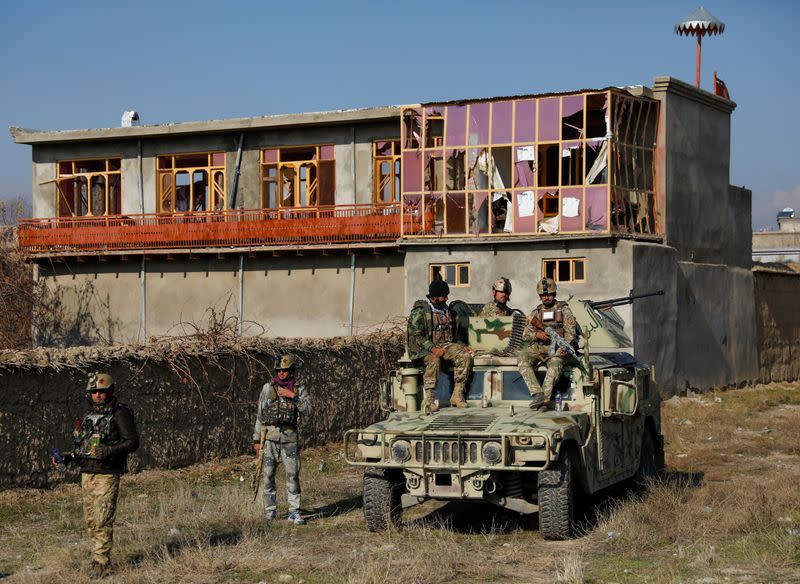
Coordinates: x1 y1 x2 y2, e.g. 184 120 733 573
425 297 449 316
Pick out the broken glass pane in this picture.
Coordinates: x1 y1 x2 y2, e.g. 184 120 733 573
467 148 490 190
561 95 584 140
445 193 467 234
424 150 444 192
402 194 422 235
537 144 559 187
584 186 609 231
586 93 608 139
585 140 608 185
403 109 422 149
560 187 583 232
468 191 489 235
491 147 512 190
513 190 536 234
445 149 466 190
469 102 490 146
560 143 582 186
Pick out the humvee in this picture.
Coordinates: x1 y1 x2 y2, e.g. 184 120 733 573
344 292 665 540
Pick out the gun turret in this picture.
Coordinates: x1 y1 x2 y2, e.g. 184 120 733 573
586 290 664 310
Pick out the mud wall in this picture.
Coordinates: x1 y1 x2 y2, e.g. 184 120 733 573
754 269 800 383
0 332 403 489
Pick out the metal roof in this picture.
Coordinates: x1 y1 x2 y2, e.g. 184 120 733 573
675 7 725 35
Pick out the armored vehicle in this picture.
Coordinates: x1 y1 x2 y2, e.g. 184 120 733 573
344 292 665 540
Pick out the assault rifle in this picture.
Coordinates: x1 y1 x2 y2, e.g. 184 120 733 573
587 290 664 310
529 315 586 372
251 426 267 502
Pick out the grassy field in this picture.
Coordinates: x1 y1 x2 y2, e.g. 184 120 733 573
1 382 799 583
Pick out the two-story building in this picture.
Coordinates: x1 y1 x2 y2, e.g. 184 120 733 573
11 76 757 391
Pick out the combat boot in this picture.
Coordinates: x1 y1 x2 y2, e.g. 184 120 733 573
528 392 547 410
450 385 467 408
423 389 439 413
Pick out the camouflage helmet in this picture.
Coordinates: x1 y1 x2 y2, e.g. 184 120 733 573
275 355 296 371
536 277 557 295
86 372 115 392
492 277 512 294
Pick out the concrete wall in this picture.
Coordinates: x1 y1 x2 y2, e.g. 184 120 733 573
754 269 800 383
35 251 405 345
402 239 635 319
652 77 749 268
0 333 404 489
29 119 399 217
674 262 758 389
631 242 679 391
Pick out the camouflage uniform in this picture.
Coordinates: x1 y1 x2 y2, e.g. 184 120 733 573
407 298 473 408
517 301 577 398
253 380 312 515
479 300 513 317
81 473 120 568
63 373 139 572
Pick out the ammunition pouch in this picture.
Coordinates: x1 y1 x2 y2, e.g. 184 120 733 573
73 412 115 459
261 400 298 427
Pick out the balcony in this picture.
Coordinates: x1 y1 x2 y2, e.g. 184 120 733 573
17 203 405 255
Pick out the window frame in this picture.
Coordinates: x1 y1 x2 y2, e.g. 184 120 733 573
429 262 471 287
156 151 226 214
541 257 587 283
373 140 401 204
56 157 122 217
260 144 335 209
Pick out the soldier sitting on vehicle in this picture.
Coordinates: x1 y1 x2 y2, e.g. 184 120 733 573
517 277 578 409
407 279 474 411
479 277 515 317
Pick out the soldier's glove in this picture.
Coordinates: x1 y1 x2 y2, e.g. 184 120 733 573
94 446 113 460
555 348 567 358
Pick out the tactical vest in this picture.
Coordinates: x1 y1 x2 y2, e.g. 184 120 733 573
534 301 567 338
260 398 298 428
431 310 454 346
74 410 120 459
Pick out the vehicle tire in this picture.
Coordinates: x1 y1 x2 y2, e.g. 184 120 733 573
363 467 403 531
537 447 577 540
633 430 659 489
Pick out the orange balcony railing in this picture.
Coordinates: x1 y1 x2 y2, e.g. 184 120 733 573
18 203 406 253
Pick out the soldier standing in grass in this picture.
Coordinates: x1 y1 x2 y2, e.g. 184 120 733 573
407 279 474 411
517 278 577 409
52 372 139 577
479 277 515 317
253 355 312 525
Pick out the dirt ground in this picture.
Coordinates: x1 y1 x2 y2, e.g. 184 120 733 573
1 382 799 584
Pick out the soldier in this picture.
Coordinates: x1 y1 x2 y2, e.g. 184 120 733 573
52 373 139 577
517 278 577 408
479 277 514 317
407 279 474 411
253 355 312 525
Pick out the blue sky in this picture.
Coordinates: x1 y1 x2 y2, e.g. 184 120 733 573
1 0 798 229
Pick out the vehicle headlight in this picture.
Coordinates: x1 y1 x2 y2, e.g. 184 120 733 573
482 441 502 465
391 440 411 463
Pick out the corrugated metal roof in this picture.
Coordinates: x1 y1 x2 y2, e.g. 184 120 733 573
420 86 646 107
675 7 725 35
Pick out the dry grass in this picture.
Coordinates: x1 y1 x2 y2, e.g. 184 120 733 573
2 383 800 583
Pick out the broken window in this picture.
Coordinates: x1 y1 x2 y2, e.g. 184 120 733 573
537 144 559 187
586 93 608 139
424 107 444 147
430 262 470 287
158 152 225 213
373 140 401 204
609 93 659 235
445 149 466 191
260 145 335 209
560 143 583 186
403 109 422 149
561 95 584 140
424 150 444 192
56 157 122 217
542 258 586 283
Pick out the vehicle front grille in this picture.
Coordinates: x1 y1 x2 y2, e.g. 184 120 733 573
413 439 481 464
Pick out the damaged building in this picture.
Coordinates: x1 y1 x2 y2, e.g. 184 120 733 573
10 76 757 391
